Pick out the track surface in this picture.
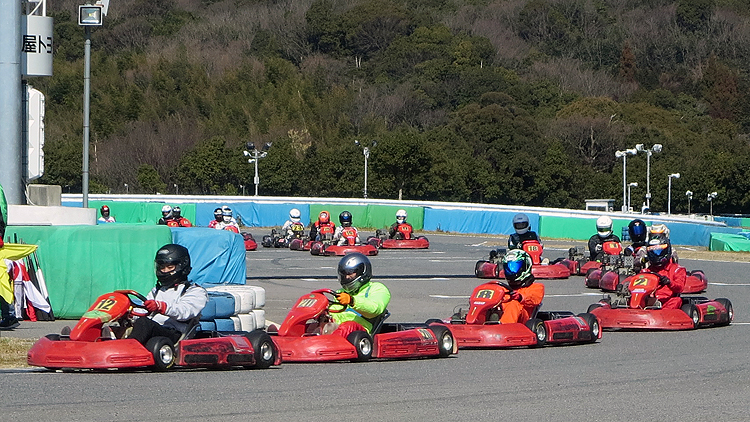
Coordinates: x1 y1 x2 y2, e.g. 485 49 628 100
2 233 749 421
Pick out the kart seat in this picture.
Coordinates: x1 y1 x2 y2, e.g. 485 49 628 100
368 309 391 335
178 316 201 341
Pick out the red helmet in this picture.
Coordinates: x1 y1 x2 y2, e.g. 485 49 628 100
319 211 330 224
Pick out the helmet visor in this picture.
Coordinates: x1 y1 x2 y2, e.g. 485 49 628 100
631 224 646 237
504 260 523 277
513 221 528 231
647 243 669 257
155 260 177 274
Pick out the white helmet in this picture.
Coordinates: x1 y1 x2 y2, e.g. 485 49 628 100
396 209 407 224
512 213 530 235
289 208 301 222
161 205 172 217
596 216 613 238
649 224 670 239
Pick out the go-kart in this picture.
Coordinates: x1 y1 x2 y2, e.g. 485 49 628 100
366 228 430 249
290 225 335 251
558 241 623 275
586 272 733 330
475 241 570 279
442 281 600 348
261 224 305 248
241 232 257 251
585 254 708 294
310 228 378 256
27 290 280 371
269 289 456 362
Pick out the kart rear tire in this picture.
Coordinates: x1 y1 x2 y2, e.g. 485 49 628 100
429 325 455 358
146 336 175 371
680 304 700 329
425 318 443 325
525 318 547 347
715 298 733 326
245 330 276 369
576 313 600 343
587 303 604 313
347 331 373 362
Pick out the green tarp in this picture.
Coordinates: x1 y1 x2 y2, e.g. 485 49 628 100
539 216 632 241
710 233 750 251
86 200 197 225
309 204 424 230
5 225 173 318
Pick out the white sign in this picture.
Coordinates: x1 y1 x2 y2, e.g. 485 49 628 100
21 15 54 77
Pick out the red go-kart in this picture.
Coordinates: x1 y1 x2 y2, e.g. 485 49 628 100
27 290 280 371
241 232 258 251
586 254 708 294
366 227 430 249
475 241 570 280
443 281 600 348
587 272 732 330
558 241 623 276
290 225 335 251
310 228 378 256
269 289 456 362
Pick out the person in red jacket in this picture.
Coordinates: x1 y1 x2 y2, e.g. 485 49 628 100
643 237 685 310
499 249 545 324
172 207 192 227
309 210 336 241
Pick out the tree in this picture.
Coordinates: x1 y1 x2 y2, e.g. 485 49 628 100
137 164 166 194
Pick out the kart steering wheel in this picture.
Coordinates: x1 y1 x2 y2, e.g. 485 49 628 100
116 289 148 309
314 288 348 313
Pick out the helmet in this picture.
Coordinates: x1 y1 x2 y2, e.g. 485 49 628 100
512 213 530 235
396 209 407 224
339 211 352 227
173 207 182 218
319 211 330 224
646 237 672 269
154 244 192 288
222 207 233 223
502 249 533 289
161 205 172 217
337 253 372 294
649 224 670 239
213 208 223 221
100 205 110 217
290 208 301 223
628 219 647 243
596 216 613 238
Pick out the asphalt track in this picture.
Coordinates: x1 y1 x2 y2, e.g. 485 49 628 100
2 233 750 422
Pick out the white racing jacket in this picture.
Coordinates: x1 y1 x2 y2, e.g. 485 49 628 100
146 282 208 333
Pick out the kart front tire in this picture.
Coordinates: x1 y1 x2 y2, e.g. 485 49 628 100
576 313 601 343
347 331 373 362
146 336 175 371
715 298 733 326
525 318 547 347
680 303 700 329
429 325 455 358
246 330 276 369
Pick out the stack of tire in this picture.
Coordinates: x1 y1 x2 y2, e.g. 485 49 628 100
198 285 266 332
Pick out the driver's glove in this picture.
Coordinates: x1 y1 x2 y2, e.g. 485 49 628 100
658 275 671 286
336 292 353 306
144 300 168 314
509 292 523 302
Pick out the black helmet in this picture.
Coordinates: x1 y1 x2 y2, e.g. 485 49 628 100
337 253 372 294
628 219 647 243
646 237 672 269
502 249 534 289
339 211 353 227
155 244 192 288
213 208 222 221
173 207 182 218
100 205 110 217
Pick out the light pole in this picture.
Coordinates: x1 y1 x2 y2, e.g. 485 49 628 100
355 140 377 199
124 183 128 194
686 190 693 214
243 142 272 196
240 184 245 196
635 143 662 210
615 148 637 212
174 183 178 195
627 182 638 212
667 173 680 214
707 191 718 216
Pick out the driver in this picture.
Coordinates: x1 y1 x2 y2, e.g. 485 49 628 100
623 218 648 257
499 249 544 324
208 208 223 228
642 237 685 310
172 207 192 227
587 216 621 261
332 211 361 246
281 208 304 239
309 210 336 241
128 244 208 345
388 209 413 239
157 205 175 225
508 213 542 250
329 253 391 337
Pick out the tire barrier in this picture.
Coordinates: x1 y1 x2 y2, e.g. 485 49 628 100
201 285 266 332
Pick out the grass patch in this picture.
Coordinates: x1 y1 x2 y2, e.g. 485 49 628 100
0 337 35 368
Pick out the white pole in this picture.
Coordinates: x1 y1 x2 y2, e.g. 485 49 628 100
82 26 91 208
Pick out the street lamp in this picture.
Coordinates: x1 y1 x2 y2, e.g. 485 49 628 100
635 143 662 210
686 190 693 214
627 182 638 212
174 183 178 195
615 148 638 212
667 173 680 214
707 191 718 216
355 140 377 199
124 183 128 194
243 142 272 196
240 184 245 196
